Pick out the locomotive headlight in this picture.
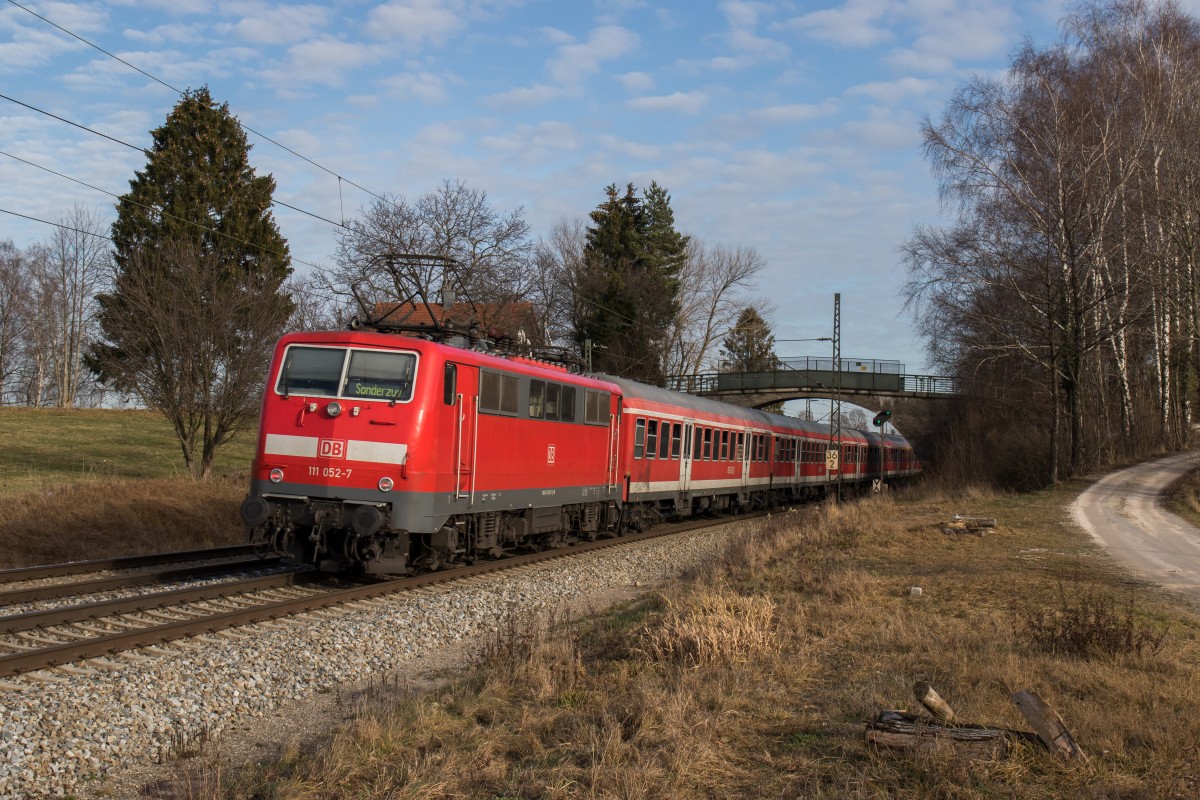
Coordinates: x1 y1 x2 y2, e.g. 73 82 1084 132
326 401 342 418
269 468 284 484
378 476 394 492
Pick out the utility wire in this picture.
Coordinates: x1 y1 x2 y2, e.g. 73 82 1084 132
0 92 352 245
1 207 113 240
0 92 144 153
5 0 400 212
0 149 324 271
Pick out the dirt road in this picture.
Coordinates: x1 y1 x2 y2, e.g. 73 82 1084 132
1071 450 1200 595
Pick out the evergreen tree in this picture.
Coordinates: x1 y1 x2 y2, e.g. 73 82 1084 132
720 307 777 372
576 182 686 382
90 87 293 478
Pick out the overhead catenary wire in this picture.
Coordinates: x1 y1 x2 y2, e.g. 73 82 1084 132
0 150 324 272
0 94 662 351
0 92 353 240
4 0 405 215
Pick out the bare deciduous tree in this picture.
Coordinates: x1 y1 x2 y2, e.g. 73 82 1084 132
663 241 764 376
89 241 290 478
329 181 533 326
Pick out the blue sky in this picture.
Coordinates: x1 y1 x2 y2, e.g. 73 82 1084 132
2 0 1158 374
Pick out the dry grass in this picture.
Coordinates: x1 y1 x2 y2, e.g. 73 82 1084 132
172 484 1200 799
0 474 246 568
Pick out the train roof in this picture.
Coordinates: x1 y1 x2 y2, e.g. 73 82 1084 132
597 373 913 447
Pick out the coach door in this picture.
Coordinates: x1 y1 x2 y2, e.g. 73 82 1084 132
449 362 478 502
680 422 693 492
740 428 752 493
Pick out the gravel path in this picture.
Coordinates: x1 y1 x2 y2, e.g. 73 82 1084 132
0 517 767 799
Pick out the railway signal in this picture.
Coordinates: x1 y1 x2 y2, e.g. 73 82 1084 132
872 409 892 427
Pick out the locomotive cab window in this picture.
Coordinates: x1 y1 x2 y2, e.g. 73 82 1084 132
343 350 415 401
276 346 344 397
276 346 417 403
443 363 456 405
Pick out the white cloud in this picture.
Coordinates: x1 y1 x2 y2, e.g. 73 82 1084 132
778 0 893 48
479 121 581 159
36 2 109 34
537 26 575 45
618 71 654 93
847 76 936 103
123 23 207 45
219 4 331 46
546 25 638 85
627 90 708 115
744 101 839 124
483 83 563 109
264 38 389 87
379 71 453 103
367 0 467 49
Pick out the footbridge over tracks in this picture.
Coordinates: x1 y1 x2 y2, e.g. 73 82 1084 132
664 357 959 462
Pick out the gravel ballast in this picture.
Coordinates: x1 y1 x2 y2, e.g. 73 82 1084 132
0 518 768 799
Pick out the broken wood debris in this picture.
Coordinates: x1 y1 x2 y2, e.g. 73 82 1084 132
866 683 1079 763
1011 689 1088 762
941 514 998 536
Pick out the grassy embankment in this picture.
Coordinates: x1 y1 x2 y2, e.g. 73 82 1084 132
0 407 253 568
176 480 1200 799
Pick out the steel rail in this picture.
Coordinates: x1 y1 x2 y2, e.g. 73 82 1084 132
0 545 260 584
0 557 285 606
0 569 316 634
0 514 749 678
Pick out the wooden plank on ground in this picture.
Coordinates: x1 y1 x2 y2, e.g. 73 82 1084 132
1010 689 1087 761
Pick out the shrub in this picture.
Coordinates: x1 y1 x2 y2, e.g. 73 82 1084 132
1018 583 1166 658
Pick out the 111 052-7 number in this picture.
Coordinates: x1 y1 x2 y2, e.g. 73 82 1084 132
308 466 353 479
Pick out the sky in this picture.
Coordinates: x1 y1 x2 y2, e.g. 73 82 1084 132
0 0 1151 375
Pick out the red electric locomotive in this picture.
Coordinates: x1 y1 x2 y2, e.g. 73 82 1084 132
240 331 921 575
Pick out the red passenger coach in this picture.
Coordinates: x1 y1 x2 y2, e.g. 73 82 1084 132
241 330 921 575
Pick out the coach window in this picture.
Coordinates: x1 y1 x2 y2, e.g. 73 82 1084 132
560 386 575 422
736 432 744 461
703 428 713 460
719 430 728 461
693 427 703 460
528 380 545 419
481 371 519 415
544 383 560 421
634 419 646 459
671 424 682 459
646 420 659 459
443 363 456 405
659 422 672 459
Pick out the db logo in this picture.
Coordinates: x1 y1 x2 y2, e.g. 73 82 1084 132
547 445 556 465
318 439 346 458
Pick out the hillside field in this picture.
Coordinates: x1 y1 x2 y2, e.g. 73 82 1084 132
0 408 255 567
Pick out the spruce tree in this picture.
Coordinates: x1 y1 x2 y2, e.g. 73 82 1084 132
720 307 777 372
577 182 685 382
90 87 293 478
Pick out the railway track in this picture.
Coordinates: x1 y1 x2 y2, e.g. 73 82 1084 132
0 513 749 680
